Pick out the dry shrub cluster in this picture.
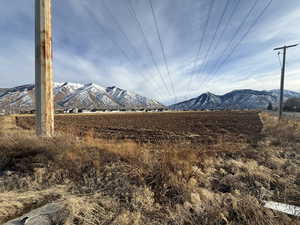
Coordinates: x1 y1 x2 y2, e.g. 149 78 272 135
0 113 299 224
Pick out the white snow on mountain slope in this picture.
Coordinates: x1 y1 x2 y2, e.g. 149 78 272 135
54 82 85 102
0 85 35 111
54 82 84 95
170 89 300 110
269 89 300 99
106 86 163 108
60 83 119 109
0 82 164 112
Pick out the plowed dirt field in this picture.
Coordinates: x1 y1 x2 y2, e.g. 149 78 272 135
16 111 263 145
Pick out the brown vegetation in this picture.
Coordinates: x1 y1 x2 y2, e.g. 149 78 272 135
0 112 299 224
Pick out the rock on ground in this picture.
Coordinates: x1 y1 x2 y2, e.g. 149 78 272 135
3 203 67 225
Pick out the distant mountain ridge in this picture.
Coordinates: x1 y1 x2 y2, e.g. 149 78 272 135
0 82 164 112
170 89 300 110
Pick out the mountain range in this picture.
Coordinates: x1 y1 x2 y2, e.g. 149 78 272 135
0 82 164 113
1 83 300 113
170 89 300 110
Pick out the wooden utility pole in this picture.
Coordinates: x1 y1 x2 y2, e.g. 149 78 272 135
35 0 54 137
273 44 298 121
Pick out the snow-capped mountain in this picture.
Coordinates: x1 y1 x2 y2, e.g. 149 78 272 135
59 83 120 109
0 82 164 112
170 89 300 110
0 85 35 111
106 86 162 108
269 89 300 99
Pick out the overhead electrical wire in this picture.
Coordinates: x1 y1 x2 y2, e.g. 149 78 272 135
197 0 231 80
209 0 274 79
126 0 172 99
100 0 136 56
195 0 260 92
77 0 274 104
99 0 166 99
207 0 242 69
217 0 275 84
185 0 215 98
83 2 164 100
148 0 177 104
84 5 136 66
207 0 260 78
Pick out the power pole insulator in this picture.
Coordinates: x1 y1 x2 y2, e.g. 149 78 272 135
35 0 54 137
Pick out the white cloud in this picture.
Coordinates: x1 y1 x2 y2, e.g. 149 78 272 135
0 0 299 105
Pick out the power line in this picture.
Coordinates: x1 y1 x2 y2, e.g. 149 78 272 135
126 0 172 99
208 0 242 67
99 0 166 99
190 0 241 95
196 0 261 92
148 0 177 104
208 0 260 78
198 0 231 79
100 0 138 58
83 3 164 100
211 0 274 78
84 5 134 65
185 0 215 99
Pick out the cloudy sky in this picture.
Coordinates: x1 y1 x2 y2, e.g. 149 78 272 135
0 0 299 104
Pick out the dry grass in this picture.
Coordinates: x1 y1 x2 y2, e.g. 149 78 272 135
0 113 299 224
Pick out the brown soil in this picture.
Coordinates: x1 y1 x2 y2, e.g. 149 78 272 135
16 111 263 145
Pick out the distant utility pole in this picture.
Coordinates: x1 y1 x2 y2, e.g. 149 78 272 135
35 0 54 137
273 44 298 121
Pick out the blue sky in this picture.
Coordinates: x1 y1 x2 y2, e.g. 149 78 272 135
0 0 299 104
